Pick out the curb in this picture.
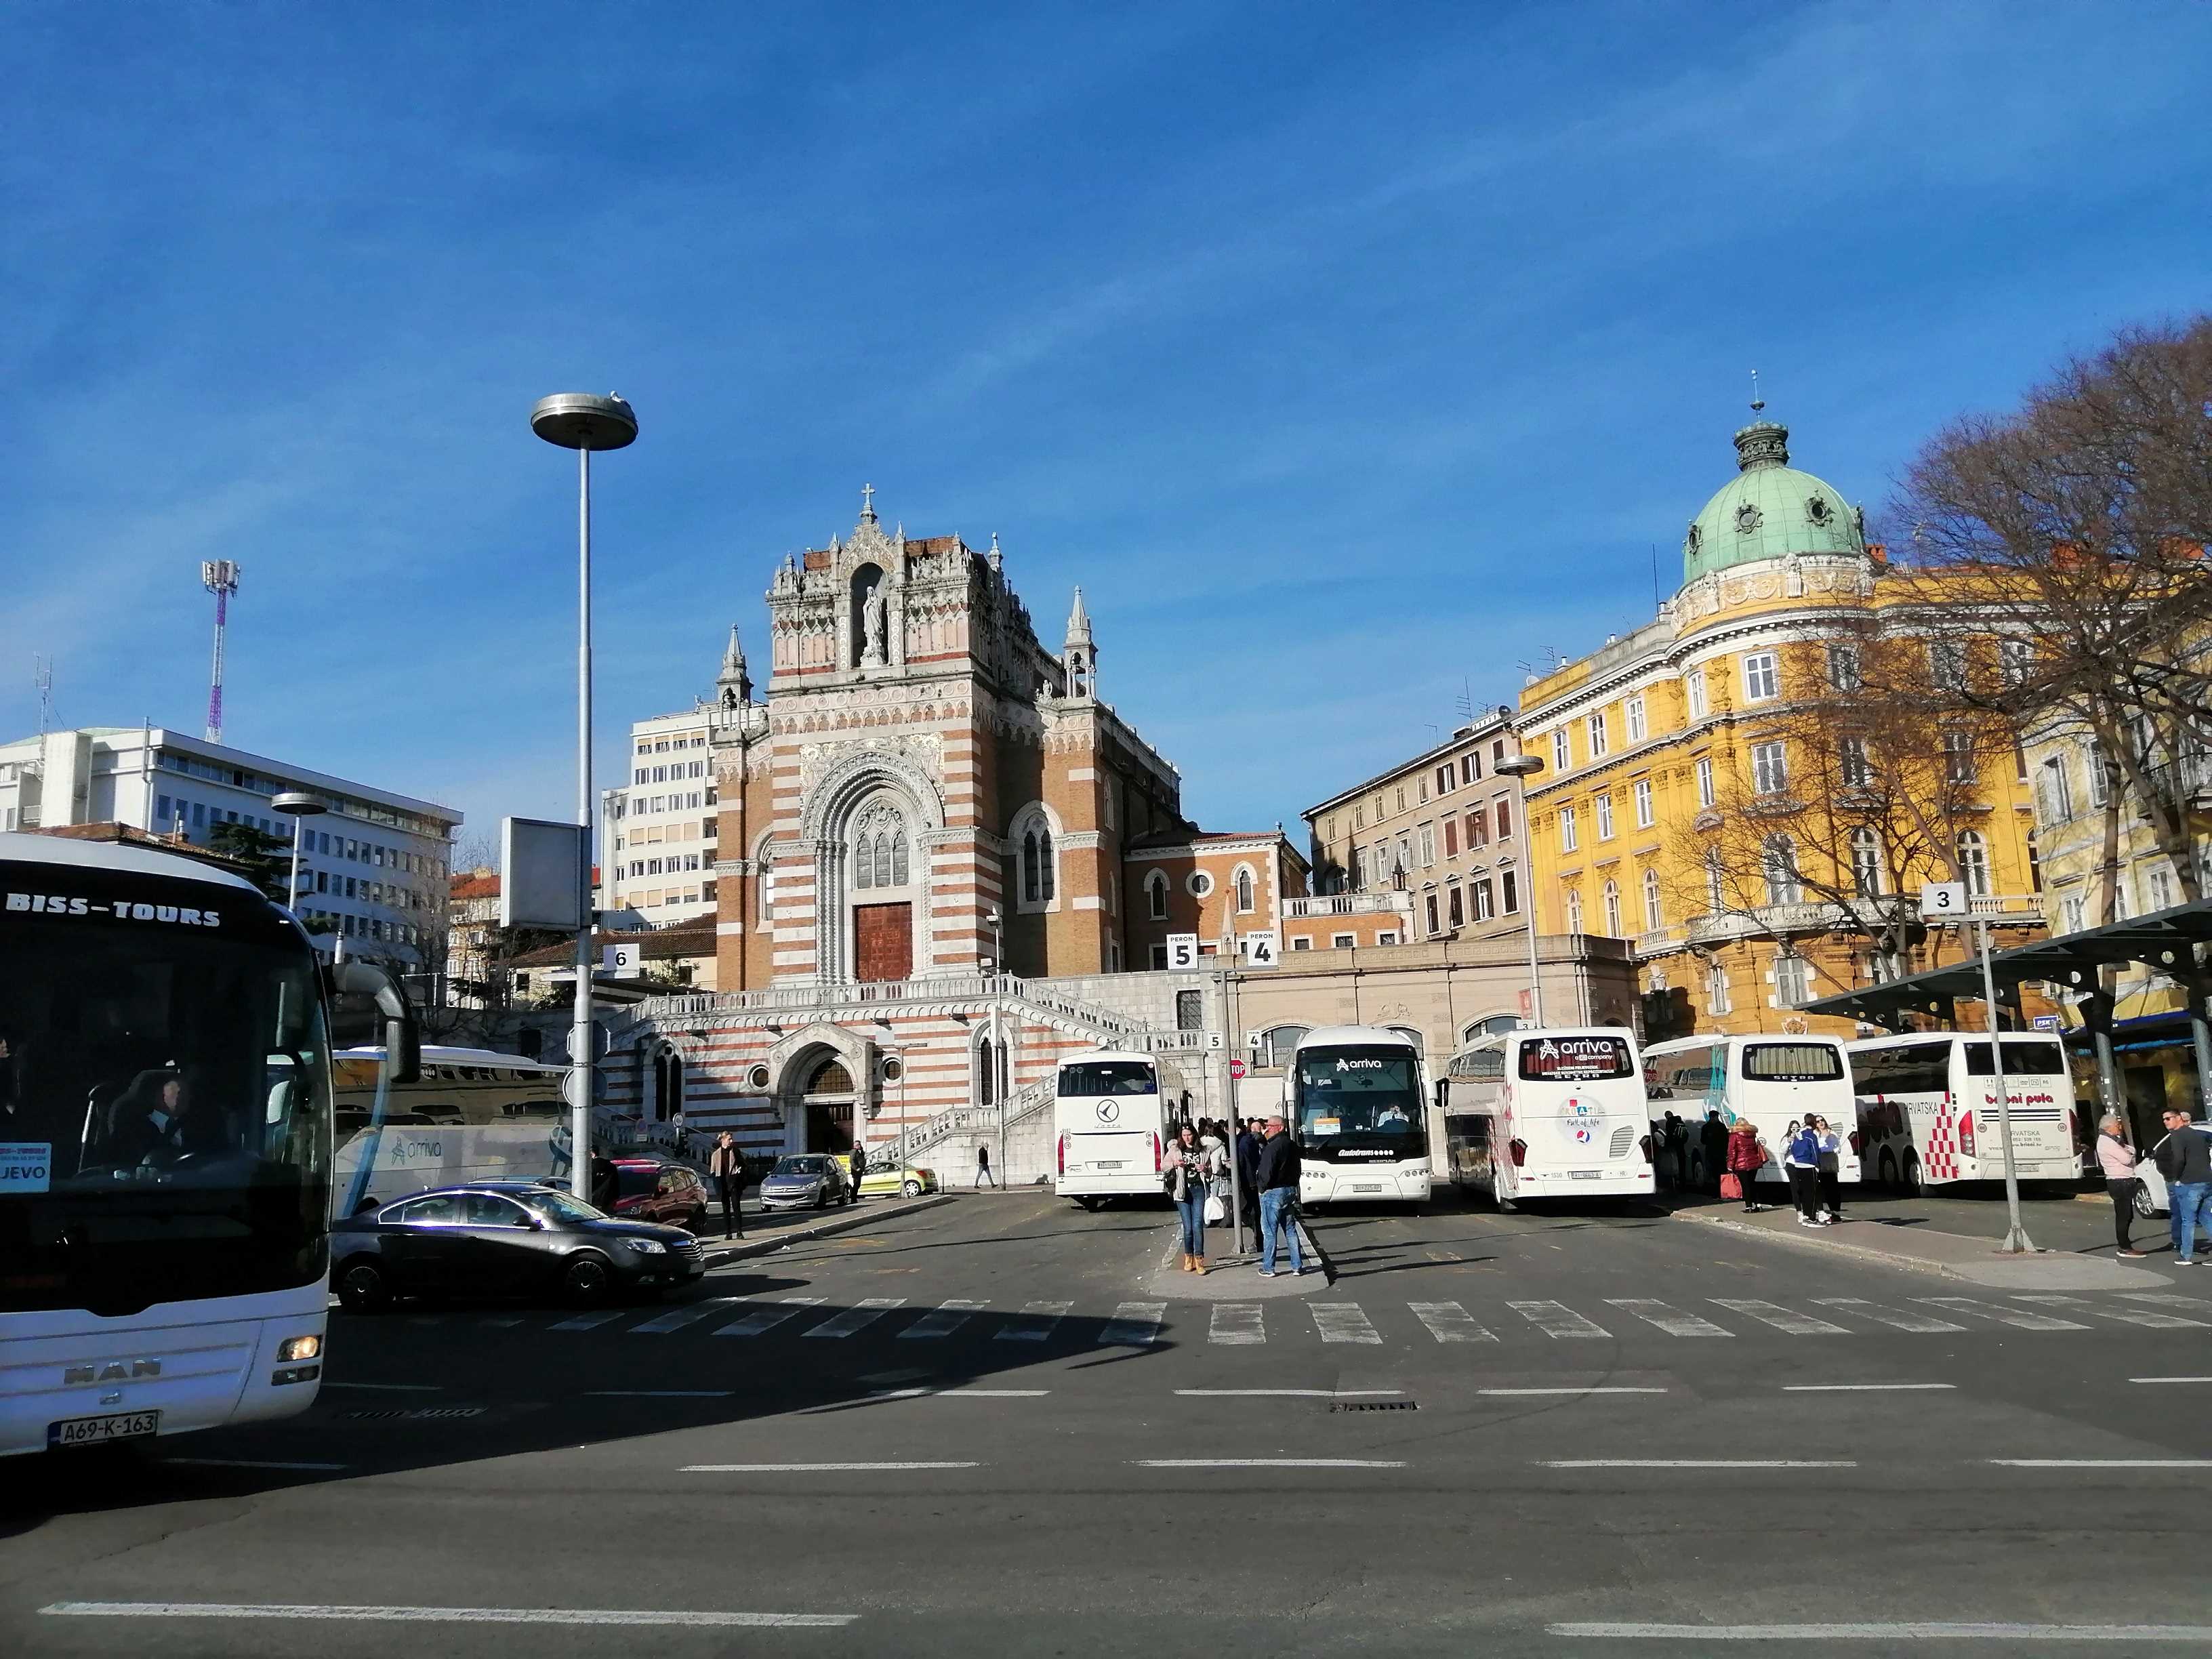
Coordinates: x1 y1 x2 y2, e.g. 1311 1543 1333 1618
1673 1208 1966 1281
702 1193 954 1267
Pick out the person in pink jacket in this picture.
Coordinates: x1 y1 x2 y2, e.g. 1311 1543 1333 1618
2095 1114 2146 1258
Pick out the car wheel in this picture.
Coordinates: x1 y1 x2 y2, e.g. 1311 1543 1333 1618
562 1252 615 1307
2134 1183 2161 1219
1877 1149 1899 1191
335 1258 391 1314
1902 1151 1924 1197
903 1179 923 1197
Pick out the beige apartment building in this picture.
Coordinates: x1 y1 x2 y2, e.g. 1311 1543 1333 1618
1301 708 1536 951
601 707 720 927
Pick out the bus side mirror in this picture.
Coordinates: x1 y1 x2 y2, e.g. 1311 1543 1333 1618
327 960 422 1086
1434 1081 1449 1109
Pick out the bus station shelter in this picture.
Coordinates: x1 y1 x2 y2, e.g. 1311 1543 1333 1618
1802 899 2212 1131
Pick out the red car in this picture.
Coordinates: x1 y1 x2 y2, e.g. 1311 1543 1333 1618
605 1158 712 1233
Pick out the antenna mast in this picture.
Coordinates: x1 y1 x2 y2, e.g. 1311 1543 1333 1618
201 560 241 744
32 655 53 737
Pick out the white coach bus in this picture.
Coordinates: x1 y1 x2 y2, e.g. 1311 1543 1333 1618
1642 1034 1862 1191
1438 1027 1653 1204
331 1044 570 1215
1053 1050 1170 1210
1286 1025 1432 1206
1847 1031 2081 1193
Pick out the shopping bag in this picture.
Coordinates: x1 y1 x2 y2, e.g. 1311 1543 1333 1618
1719 1173 1742 1201
1204 1193 1227 1224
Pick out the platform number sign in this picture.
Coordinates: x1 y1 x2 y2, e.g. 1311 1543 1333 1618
1165 933 1201 971
1919 882 1967 921
1239 930 1281 968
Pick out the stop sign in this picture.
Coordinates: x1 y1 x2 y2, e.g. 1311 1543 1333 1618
1229 1059 1247 1079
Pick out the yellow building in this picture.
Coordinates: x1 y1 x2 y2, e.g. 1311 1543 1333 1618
1517 408 2046 1039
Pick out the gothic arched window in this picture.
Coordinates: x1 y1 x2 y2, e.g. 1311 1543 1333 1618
1234 866 1256 915
850 799 911 894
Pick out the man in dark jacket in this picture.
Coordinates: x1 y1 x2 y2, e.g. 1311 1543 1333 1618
1235 1118 1263 1236
2155 1108 2212 1264
1254 1115 1304 1277
1701 1111 1729 1194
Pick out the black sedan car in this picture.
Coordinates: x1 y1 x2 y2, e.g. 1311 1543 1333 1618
331 1182 707 1311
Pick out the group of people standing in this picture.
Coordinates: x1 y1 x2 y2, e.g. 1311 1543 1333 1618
1723 1114 1845 1227
1162 1115 1307 1277
2095 1108 2212 1262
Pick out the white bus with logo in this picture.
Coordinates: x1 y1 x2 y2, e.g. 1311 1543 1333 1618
1053 1050 1170 1210
1847 1032 2081 1193
1642 1034 1862 1191
1286 1026 1432 1206
1438 1027 1653 1203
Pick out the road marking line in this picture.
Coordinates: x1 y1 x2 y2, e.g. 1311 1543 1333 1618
1919 1296 2088 1332
40 1602 854 1629
1311 1303 1382 1345
586 1390 733 1398
1607 1298 1732 1337
1548 1621 2212 1641
165 1458 348 1471
1509 1300 1610 1339
804 1298 906 1339
1136 1458 1406 1469
1408 1300 1497 1343
318 1382 441 1392
480 1317 525 1326
2015 1293 2209 1330
682 1461 981 1472
1100 1301 1166 1346
1813 1297 1966 1333
900 1298 987 1339
1710 1298 1850 1336
996 1300 1071 1342
869 1387 1050 1399
1175 1389 1403 1398
1210 1304 1265 1345
1478 1387 1668 1397
2121 1292 2212 1309
2131 1376 2212 1384
711 1297 825 1337
629 1298 743 1334
1782 1383 1954 1392
1989 1458 2212 1468
1543 1459 1854 1468
547 1309 627 1332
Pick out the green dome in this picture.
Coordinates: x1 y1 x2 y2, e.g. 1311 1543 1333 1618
1681 415 1864 586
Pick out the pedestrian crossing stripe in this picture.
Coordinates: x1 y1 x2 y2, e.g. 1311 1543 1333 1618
1607 1299 1732 1338
901 1300 987 1340
996 1300 1071 1341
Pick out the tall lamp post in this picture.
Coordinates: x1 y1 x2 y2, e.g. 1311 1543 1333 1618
531 392 640 1200
272 792 327 922
985 908 1007 1176
1494 753 1546 1028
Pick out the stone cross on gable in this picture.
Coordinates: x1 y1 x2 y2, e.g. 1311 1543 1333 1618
861 482 876 522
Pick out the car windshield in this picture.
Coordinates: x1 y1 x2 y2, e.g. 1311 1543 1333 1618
514 1189 606 1225
774 1156 831 1176
0 860 333 1315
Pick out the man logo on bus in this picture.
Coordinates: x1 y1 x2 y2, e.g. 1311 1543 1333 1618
1096 1100 1120 1124
1559 1096 1599 1146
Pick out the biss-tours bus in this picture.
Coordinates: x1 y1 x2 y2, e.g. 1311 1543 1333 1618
0 832 418 1458
1438 1027 1654 1204
1053 1050 1170 1209
1286 1026 1432 1206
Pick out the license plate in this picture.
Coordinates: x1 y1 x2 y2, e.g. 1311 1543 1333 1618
1569 1170 1603 1181
48 1410 161 1449
1097 1161 1124 1170
1354 1183 1384 1193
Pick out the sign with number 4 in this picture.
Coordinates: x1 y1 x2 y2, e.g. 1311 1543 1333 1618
1919 882 1967 920
1240 930 1280 968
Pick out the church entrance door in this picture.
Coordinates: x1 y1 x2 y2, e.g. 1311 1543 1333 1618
854 901 912 983
802 1055 857 1154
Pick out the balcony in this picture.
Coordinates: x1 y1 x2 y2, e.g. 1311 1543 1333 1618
1684 901 1849 946
1286 892 1408 918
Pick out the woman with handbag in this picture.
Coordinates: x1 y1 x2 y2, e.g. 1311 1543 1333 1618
1725 1118 1767 1212
1164 1123 1216 1273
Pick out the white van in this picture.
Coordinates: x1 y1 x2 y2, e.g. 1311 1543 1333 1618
1441 1027 1654 1203
1643 1034 1862 1191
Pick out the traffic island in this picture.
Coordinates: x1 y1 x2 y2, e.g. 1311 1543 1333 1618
1672 1198 2171 1288
1143 1215 1333 1298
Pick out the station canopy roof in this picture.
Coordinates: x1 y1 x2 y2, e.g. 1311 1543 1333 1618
1801 899 2212 1029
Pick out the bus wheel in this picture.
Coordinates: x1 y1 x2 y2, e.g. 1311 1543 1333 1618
1877 1149 1899 1191
1901 1152 1924 1197
335 1258 390 1314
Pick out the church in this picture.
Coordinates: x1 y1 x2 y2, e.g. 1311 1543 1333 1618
598 489 1307 1174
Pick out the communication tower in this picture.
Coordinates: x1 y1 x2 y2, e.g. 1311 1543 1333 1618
201 560 241 743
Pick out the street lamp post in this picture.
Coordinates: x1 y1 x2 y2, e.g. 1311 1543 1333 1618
271 792 327 922
1494 753 1546 1028
984 908 1008 1176
531 392 639 1202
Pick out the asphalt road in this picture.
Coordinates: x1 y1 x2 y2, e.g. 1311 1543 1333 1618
7 1189 2211 1658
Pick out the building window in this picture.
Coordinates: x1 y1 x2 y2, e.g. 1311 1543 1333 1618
1465 810 1486 850
2000 638 2035 686
1931 639 1968 689
1752 741 1788 796
1601 879 1622 937
1332 933 1356 949
1149 944 1170 970
1021 823 1057 905
1564 888 1584 933
1633 778 1654 828
1642 867 1663 931
1956 830 1991 897
1418 827 1437 867
1435 764 1454 797
1587 712 1609 758
1188 871 1214 898
2087 739 2110 806
1494 797 1513 840
1706 963 1732 1015
1595 794 1615 840
1686 669 1708 720
1839 735 1872 788
1942 730 1976 784
2148 861 2177 912
1462 753 1480 785
1742 651 1779 703
1553 729 1571 773
1290 937 1312 951
1448 886 1465 928
1443 817 1459 858
1762 834 1801 905
1851 826 1883 898
1234 865 1256 914
1625 696 1647 744
2039 758 2072 823
1425 893 1441 935
1397 787 1407 812
1774 951 1811 1008
1695 757 1716 808
1147 870 1168 919
1828 644 1862 691
1559 806 1578 853
1473 879 1494 922
1501 869 1519 914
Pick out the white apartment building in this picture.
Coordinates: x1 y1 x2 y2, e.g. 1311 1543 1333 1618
600 706 718 927
0 724 461 965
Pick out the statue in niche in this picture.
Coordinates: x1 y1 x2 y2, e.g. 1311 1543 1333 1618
861 581 888 666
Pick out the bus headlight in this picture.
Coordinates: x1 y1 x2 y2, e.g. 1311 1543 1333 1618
277 1335 322 1363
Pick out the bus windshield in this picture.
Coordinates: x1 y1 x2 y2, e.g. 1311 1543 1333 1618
1518 1035 1635 1081
1742 1043 1844 1082
1293 1048 1422 1145
1963 1040 2067 1076
1059 1061 1157 1096
0 879 332 1317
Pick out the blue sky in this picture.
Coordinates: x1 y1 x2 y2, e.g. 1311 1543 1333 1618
6 1 2209 853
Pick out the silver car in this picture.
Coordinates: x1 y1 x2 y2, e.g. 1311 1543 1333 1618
758 1153 855 1212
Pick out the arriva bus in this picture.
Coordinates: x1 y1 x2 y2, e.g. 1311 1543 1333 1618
1286 1026 1431 1206
1053 1050 1168 1210
0 832 417 1458
332 1044 570 1214
1643 1034 1862 1191
1439 1027 1653 1203
1847 1031 2080 1194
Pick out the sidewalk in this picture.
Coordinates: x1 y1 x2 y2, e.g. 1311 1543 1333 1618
700 1193 952 1267
1141 1214 1332 1300
1671 1197 2175 1289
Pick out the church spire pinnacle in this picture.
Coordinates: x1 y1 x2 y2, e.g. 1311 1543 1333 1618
1065 586 1092 646
717 622 752 705
859 482 877 525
